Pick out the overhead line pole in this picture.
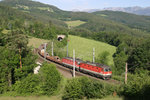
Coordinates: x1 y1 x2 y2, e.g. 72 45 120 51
52 41 54 56
67 40 69 57
73 49 75 77
93 48 95 63
44 43 47 60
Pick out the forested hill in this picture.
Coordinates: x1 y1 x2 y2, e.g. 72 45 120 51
93 11 150 32
0 4 68 40
1 0 150 38
0 0 68 27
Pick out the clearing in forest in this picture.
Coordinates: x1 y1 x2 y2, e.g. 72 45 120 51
67 35 116 65
64 20 86 28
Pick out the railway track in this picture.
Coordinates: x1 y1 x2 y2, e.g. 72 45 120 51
35 49 121 85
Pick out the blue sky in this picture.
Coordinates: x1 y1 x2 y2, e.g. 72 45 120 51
34 0 150 11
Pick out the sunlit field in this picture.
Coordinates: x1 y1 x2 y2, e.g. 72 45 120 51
64 20 86 28
67 35 116 65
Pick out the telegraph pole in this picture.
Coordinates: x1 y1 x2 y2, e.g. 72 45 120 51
67 40 69 57
44 43 47 60
52 41 54 56
125 62 128 84
93 48 95 63
73 49 75 77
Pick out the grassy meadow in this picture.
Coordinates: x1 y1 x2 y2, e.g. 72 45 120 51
0 96 122 100
67 35 116 65
28 35 116 65
28 37 49 48
64 20 86 28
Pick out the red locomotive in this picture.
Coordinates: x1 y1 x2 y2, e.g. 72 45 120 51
38 44 112 80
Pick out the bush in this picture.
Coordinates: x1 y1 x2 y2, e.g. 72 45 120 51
62 78 84 100
121 73 150 100
13 74 41 95
63 77 118 100
96 51 110 65
13 63 62 96
39 63 62 95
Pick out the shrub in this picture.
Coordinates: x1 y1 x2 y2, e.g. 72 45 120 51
39 63 62 95
63 77 117 100
13 74 41 95
121 73 150 100
62 78 84 100
13 63 62 96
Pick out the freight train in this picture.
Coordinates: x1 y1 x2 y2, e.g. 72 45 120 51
38 44 112 80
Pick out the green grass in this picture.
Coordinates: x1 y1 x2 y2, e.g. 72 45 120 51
2 29 11 34
28 37 49 48
16 4 29 10
64 20 86 28
0 96 123 100
28 35 116 65
98 96 123 100
67 35 116 65
21 10 30 13
36 7 54 12
0 96 61 100
95 14 108 17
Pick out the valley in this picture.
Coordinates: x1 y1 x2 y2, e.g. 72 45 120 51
0 0 150 100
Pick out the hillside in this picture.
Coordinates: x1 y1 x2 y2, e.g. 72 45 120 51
93 11 150 32
67 35 116 66
0 3 35 29
0 0 68 27
0 4 68 40
64 20 86 28
1 0 150 38
28 37 49 48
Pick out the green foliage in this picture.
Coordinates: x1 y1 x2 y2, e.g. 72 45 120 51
0 47 19 94
96 51 110 65
0 31 36 94
6 30 28 54
27 21 67 40
63 77 118 100
69 28 93 38
13 74 41 95
63 78 84 100
0 4 68 40
2 0 150 38
93 11 150 32
13 63 62 96
1 0 68 27
0 32 5 46
121 73 150 100
39 63 62 95
114 51 128 75
128 39 150 71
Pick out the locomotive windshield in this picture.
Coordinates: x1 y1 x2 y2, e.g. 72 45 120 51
104 68 111 72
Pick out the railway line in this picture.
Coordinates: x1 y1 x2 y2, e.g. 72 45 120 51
35 48 121 85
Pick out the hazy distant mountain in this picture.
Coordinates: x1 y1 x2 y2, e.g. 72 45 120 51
103 6 150 16
81 6 150 16
72 9 100 13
